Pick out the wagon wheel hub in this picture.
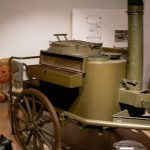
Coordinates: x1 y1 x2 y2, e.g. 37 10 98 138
26 121 38 131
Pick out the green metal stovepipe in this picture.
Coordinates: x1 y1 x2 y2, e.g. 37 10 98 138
127 0 144 90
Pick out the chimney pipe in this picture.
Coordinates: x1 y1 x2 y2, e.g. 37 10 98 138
127 0 144 90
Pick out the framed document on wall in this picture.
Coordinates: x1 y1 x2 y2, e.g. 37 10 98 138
72 8 128 48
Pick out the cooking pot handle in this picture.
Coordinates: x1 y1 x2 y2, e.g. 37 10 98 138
53 34 68 41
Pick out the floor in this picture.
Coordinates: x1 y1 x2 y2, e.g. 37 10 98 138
0 102 150 150
0 102 22 150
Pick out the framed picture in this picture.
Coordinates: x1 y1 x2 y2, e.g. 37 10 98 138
115 30 128 42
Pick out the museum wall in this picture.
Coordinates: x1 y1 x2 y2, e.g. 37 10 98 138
0 0 126 57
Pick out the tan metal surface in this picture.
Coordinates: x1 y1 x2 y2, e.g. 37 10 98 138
118 2 147 109
118 88 150 108
48 40 102 57
70 59 126 121
27 65 83 88
40 51 86 73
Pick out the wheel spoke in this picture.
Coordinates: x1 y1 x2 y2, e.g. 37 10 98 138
36 133 45 150
35 104 44 121
19 127 28 133
37 130 54 150
23 96 32 119
25 131 33 146
18 130 32 146
16 116 28 124
33 133 39 150
37 126 54 138
32 95 37 119
17 102 30 119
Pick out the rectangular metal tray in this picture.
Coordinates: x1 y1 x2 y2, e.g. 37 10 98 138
26 64 83 88
40 51 86 73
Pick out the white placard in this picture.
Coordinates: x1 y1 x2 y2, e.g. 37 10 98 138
86 15 102 41
72 8 127 48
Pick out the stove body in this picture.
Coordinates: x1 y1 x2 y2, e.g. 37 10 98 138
26 39 126 121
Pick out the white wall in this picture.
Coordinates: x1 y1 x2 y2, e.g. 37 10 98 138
0 0 126 57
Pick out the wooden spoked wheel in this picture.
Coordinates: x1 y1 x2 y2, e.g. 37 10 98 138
13 89 61 150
